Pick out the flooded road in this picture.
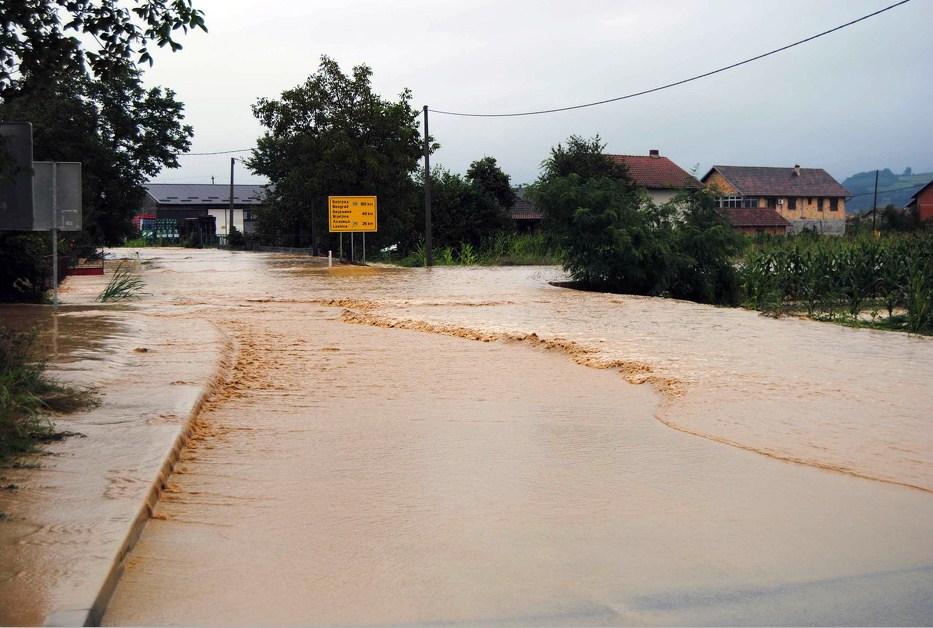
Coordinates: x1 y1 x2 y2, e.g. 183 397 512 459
6 248 931 625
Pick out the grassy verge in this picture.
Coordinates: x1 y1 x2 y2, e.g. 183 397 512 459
0 327 97 464
391 231 562 267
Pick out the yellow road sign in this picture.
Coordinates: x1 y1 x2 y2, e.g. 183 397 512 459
328 196 377 232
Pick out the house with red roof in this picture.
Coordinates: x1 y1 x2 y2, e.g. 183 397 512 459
609 150 699 205
702 165 848 235
905 179 933 224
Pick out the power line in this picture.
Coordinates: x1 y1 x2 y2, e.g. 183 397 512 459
175 147 254 156
846 181 929 199
430 0 911 118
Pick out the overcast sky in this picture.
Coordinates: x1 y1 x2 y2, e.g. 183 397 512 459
144 0 933 187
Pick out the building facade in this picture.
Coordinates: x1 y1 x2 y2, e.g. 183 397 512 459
141 183 268 236
702 165 848 235
905 180 933 224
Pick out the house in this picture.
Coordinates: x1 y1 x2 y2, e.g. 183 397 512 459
702 165 848 235
510 186 543 231
609 149 699 204
141 183 267 236
905 180 933 224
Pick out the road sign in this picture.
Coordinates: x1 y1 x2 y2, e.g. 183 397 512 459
0 121 34 230
32 162 82 231
328 196 377 232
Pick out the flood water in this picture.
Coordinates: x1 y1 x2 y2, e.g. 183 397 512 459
6 248 932 625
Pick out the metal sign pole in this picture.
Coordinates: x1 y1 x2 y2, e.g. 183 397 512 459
340 233 343 261
350 232 355 263
362 232 366 264
51 162 58 306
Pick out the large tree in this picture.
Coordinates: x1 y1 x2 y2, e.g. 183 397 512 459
0 1 204 300
248 56 425 254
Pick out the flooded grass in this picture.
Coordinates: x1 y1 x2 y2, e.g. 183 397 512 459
0 327 97 463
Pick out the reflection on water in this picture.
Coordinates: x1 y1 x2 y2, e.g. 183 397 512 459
95 248 933 626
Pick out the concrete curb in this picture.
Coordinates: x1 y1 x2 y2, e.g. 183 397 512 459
44 326 233 627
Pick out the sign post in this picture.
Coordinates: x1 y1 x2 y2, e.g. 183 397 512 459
32 161 83 305
328 196 377 264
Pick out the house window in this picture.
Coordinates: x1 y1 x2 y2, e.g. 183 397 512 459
788 197 797 210
742 197 759 208
816 198 824 211
809 197 814 205
767 197 777 209
717 196 743 208
830 198 838 212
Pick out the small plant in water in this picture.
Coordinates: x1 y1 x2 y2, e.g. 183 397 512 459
96 262 145 302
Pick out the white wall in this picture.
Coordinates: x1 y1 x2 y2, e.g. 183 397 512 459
208 208 249 234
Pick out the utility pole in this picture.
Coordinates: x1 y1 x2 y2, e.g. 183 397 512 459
871 168 879 232
228 157 235 243
51 162 58 306
423 105 432 267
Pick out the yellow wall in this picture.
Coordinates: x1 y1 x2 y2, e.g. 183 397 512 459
705 171 846 221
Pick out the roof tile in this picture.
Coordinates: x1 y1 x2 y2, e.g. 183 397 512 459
608 154 699 190
707 166 848 197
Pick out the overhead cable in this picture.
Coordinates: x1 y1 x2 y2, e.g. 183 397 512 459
430 0 911 118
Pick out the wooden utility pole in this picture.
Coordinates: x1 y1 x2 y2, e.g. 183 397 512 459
423 105 432 267
871 169 879 232
228 157 235 242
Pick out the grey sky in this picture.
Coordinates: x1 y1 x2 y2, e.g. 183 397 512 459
145 0 933 187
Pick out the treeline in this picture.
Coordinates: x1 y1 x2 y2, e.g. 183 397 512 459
741 233 933 333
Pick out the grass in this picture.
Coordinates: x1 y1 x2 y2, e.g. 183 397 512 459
393 232 562 267
96 262 145 302
0 328 97 464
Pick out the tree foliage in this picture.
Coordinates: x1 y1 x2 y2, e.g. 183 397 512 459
248 56 425 254
532 135 740 304
1 0 202 300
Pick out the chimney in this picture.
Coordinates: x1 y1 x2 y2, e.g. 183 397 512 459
793 164 801 177
649 149 660 158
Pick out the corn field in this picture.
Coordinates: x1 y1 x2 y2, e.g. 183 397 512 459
740 233 933 333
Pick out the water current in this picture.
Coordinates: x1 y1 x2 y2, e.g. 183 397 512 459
3 248 931 625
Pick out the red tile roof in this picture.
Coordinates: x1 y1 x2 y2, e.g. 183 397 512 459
704 166 848 197
608 154 700 190
721 207 791 228
510 197 543 221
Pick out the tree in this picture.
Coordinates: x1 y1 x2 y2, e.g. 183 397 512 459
248 56 425 255
466 156 516 210
418 164 512 250
0 1 203 300
532 134 740 304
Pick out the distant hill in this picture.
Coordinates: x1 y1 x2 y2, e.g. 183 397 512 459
843 168 933 213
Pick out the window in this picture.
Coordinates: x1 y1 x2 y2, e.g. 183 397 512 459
716 196 743 208
830 198 838 212
742 197 759 208
816 198 824 211
767 197 777 209
788 197 797 210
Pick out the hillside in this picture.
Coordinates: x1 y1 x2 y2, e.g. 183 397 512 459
843 168 933 213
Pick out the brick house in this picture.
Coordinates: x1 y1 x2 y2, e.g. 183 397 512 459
609 150 699 204
702 165 848 235
905 180 933 224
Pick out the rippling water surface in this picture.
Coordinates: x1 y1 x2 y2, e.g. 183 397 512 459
91 249 933 626
6 248 931 625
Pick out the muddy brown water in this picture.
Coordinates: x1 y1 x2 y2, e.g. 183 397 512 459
4 248 932 625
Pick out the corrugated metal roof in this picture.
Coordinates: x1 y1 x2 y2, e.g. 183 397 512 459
145 183 268 205
705 166 848 197
608 154 700 190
